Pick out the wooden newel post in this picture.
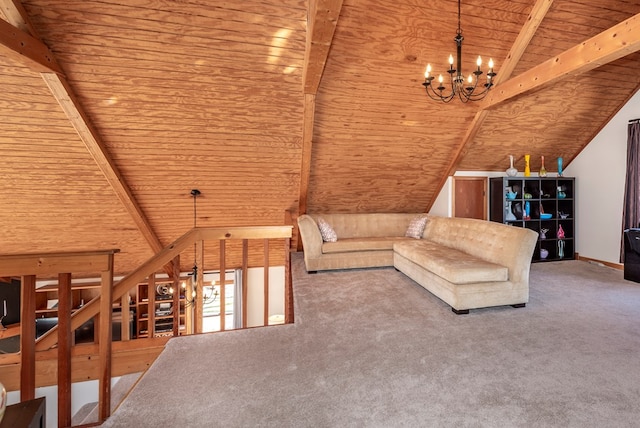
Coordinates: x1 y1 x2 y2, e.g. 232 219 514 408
58 272 72 428
285 237 293 324
98 253 115 422
263 239 270 326
194 240 204 334
219 240 226 331
20 275 37 402
172 255 180 337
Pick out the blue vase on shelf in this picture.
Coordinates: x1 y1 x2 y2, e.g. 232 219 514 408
557 157 563 177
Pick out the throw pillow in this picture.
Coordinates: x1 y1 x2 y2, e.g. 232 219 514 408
405 216 428 239
316 217 338 242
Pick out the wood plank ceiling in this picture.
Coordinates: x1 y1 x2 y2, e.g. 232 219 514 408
0 0 639 275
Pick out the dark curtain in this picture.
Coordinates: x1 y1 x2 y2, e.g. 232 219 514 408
620 120 640 263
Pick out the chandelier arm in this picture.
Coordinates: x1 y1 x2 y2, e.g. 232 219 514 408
459 90 476 102
460 74 480 99
459 83 491 102
457 71 492 102
424 83 456 103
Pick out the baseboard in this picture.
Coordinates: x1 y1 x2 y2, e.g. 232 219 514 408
575 253 623 270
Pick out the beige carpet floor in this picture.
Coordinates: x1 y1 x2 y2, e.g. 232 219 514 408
101 253 640 427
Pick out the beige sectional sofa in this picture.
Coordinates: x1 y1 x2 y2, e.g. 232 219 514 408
297 213 538 314
297 213 423 272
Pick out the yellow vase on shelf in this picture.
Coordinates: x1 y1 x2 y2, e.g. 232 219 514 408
524 154 531 177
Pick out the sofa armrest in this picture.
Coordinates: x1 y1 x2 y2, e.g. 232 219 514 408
297 215 323 258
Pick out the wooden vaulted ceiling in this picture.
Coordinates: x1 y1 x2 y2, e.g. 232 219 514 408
0 0 639 275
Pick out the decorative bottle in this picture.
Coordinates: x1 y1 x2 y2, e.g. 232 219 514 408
557 225 565 239
505 202 516 221
539 156 547 177
557 157 563 176
524 154 531 177
506 155 518 177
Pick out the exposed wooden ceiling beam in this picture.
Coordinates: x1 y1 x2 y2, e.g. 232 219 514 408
490 0 555 88
303 0 344 95
0 14 63 74
297 0 344 233
295 93 316 249
0 0 34 33
483 11 640 110
429 0 554 206
2 1 171 273
40 74 165 256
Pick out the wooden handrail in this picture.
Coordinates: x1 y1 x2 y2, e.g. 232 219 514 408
0 249 119 276
36 226 293 350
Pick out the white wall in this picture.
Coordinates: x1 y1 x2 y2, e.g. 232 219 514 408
567 89 640 265
429 177 452 217
246 266 285 327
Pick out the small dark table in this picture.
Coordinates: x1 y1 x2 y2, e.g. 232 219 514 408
0 397 46 428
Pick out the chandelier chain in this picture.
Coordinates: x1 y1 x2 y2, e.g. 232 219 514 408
457 0 461 35
185 189 217 307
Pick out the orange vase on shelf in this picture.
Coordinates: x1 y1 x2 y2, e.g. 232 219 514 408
524 154 531 177
539 156 547 177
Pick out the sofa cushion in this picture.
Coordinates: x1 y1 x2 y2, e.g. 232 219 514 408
323 237 412 253
405 216 428 239
316 217 338 242
394 240 508 284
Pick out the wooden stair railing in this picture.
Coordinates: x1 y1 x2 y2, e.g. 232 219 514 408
0 224 292 426
35 225 292 351
0 249 119 428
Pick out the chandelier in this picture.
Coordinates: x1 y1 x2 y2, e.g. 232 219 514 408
422 0 496 103
178 188 201 307
183 188 218 306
